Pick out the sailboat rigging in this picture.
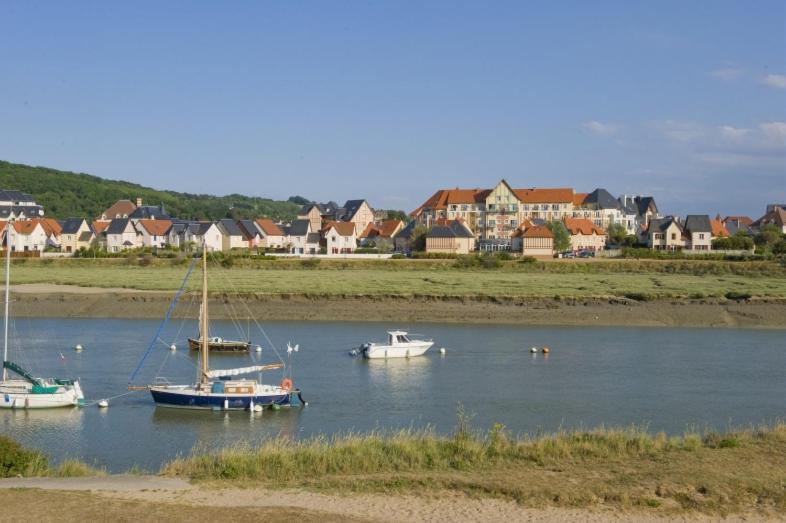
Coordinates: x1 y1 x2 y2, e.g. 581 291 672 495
139 241 304 410
0 221 84 409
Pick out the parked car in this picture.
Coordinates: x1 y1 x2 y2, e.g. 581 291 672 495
561 251 576 259
578 250 595 258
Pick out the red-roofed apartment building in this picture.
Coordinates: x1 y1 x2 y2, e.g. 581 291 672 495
563 217 606 252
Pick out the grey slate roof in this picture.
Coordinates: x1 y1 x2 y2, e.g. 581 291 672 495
0 190 36 203
647 216 682 234
585 188 621 210
342 199 368 219
78 231 93 242
394 220 418 239
298 203 320 215
237 220 261 239
634 196 657 216
106 218 133 235
191 222 215 236
684 215 712 234
59 218 85 234
129 204 170 220
426 220 474 239
287 219 311 236
306 232 321 244
218 218 243 236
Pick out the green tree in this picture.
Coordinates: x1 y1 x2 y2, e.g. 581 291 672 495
546 221 571 252
606 223 627 245
412 225 430 252
755 224 783 248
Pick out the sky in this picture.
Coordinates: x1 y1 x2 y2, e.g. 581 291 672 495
1 1 784 217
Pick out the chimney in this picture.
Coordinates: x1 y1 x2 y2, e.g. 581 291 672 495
136 197 142 207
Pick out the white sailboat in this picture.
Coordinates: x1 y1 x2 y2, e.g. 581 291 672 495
0 223 84 409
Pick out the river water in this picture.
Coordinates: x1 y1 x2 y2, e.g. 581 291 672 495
0 318 784 472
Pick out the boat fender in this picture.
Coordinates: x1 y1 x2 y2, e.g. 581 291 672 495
280 378 293 391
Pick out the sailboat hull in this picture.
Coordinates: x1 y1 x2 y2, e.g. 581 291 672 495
150 386 294 410
0 381 84 409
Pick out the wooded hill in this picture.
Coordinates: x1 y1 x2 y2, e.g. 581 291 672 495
0 160 304 221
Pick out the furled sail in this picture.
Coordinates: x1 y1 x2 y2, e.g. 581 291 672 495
206 363 283 378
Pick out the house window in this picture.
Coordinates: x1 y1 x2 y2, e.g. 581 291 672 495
510 204 517 211
671 233 676 240
552 204 559 210
461 205 468 211
699 233 705 240
533 205 539 210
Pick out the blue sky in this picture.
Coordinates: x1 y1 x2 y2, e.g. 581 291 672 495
1 1 784 217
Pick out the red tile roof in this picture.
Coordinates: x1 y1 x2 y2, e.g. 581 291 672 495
513 188 575 203
13 220 43 235
137 219 173 236
359 220 404 239
522 225 554 238
572 192 589 206
100 199 137 220
255 219 285 236
710 218 729 237
563 217 605 236
92 221 110 234
722 215 753 226
322 221 356 236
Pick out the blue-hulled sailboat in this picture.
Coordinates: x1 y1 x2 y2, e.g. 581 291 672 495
145 242 302 410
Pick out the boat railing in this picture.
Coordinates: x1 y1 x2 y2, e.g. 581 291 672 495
153 376 177 386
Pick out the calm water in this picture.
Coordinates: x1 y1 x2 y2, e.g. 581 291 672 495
1 318 784 472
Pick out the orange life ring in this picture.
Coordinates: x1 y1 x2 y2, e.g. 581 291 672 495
280 378 293 391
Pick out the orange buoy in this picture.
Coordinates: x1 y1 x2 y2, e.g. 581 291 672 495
542 347 550 354
280 378 293 391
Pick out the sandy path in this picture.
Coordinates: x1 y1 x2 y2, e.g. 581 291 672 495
11 283 161 294
0 476 773 522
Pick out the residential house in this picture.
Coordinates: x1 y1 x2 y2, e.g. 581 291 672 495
392 220 419 253
358 219 404 248
647 217 685 251
217 219 246 251
710 216 729 238
237 220 263 249
0 190 45 220
98 199 137 221
297 204 323 233
254 219 286 249
424 220 475 254
722 216 753 236
520 225 554 257
91 221 110 250
136 219 173 249
284 219 320 255
337 200 375 235
562 217 606 252
167 221 191 249
619 195 660 234
59 218 92 253
105 219 140 253
7 220 49 252
322 221 358 255
752 205 786 234
190 222 224 252
683 215 712 251
573 188 632 233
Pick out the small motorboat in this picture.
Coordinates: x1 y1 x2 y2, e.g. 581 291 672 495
356 331 434 359
188 336 251 353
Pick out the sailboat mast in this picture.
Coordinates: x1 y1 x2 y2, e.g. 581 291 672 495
2 223 10 381
200 240 209 383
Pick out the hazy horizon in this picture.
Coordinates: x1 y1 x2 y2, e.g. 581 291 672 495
1 2 784 217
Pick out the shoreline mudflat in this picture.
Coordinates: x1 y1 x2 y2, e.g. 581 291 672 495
11 284 786 328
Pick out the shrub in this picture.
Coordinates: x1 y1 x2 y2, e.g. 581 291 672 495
724 291 751 301
518 256 537 264
301 258 321 269
391 253 407 259
0 436 48 477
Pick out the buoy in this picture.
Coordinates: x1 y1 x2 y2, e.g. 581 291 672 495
530 347 537 353
97 399 109 408
169 344 177 351
542 347 550 354
439 347 446 355
349 349 358 357
255 345 262 353
253 404 263 412
249 400 255 412
223 398 229 410
74 344 83 352
270 403 281 411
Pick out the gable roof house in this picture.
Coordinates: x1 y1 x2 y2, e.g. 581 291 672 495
392 220 420 253
572 188 636 233
647 216 685 251
721 215 753 236
752 206 786 234
283 219 319 255
519 225 554 257
562 217 606 252
254 219 286 249
137 219 173 249
424 219 475 254
98 199 137 222
683 215 713 251
59 218 92 253
322 221 358 255
358 219 405 247
129 201 171 221
0 190 45 220
216 219 246 251
297 204 323 233
237 220 263 249
337 200 375 235
105 218 140 253
710 216 730 238
7 220 49 253
188 222 223 252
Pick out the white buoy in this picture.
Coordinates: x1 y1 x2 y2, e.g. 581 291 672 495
253 404 263 412
255 345 263 353
170 344 177 351
439 347 446 355
74 344 83 352
223 398 229 410
97 399 109 408
530 347 538 353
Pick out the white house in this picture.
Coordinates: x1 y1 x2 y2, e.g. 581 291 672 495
190 222 224 252
683 215 712 251
255 219 286 249
285 219 320 255
7 220 49 252
217 219 246 251
137 219 173 249
322 221 357 255
105 219 140 253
